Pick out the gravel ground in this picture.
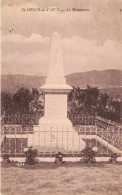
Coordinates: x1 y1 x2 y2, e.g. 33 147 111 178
1 162 122 195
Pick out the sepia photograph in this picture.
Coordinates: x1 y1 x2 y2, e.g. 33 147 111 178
1 0 122 194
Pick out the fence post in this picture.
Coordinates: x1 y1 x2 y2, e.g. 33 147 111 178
56 126 58 152
21 125 23 155
9 126 10 155
67 127 68 152
95 125 98 149
50 127 52 156
107 127 109 155
44 126 46 156
15 126 16 156
72 127 74 156
62 126 63 150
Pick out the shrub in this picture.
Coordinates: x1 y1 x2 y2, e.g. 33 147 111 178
23 147 38 165
3 154 11 163
81 147 98 164
55 152 64 165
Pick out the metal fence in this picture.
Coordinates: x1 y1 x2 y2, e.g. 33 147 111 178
68 115 95 126
2 114 95 126
1 125 122 157
2 113 41 125
1 113 122 157
78 126 122 151
2 113 119 127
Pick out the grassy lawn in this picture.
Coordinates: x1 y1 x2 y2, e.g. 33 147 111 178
1 162 122 195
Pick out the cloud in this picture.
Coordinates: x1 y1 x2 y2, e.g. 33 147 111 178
62 37 122 74
1 0 121 75
2 51 49 76
2 33 122 75
2 33 49 43
2 0 121 42
63 37 121 59
2 33 50 55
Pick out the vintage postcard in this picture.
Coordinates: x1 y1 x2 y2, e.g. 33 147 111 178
1 0 122 195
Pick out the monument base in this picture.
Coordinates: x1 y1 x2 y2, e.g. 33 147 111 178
39 117 73 131
28 117 86 152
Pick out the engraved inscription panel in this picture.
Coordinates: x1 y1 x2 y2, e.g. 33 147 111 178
45 94 67 118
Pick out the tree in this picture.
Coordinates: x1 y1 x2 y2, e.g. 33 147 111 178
68 85 121 123
80 85 100 114
1 88 44 114
13 88 33 113
68 85 100 115
29 88 44 114
1 92 13 114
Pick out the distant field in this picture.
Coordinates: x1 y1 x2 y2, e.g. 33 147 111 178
1 162 122 195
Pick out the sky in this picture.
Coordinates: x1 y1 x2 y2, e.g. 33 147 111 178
1 0 122 76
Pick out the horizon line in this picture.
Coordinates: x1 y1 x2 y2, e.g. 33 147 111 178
1 68 121 77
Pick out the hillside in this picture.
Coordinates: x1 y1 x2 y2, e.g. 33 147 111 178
66 69 122 89
1 75 46 93
1 69 122 98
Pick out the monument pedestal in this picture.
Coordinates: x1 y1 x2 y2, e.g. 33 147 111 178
31 88 86 152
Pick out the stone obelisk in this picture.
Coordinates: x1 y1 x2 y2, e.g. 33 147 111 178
31 32 85 152
40 32 72 127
